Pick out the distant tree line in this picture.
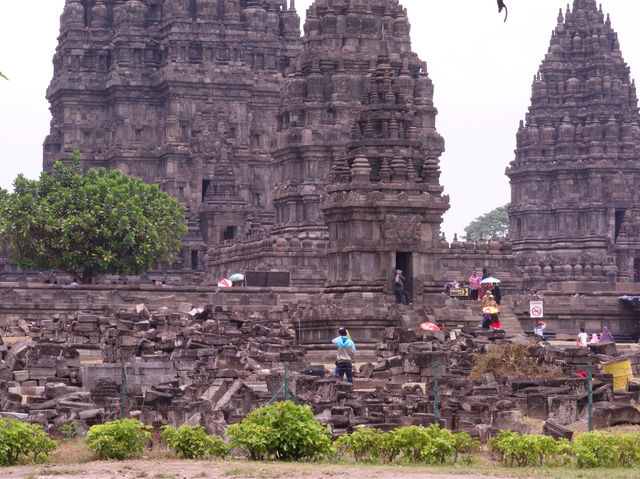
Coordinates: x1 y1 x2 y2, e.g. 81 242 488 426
464 203 510 241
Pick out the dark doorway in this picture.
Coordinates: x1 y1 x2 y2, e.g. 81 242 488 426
191 250 198 270
202 180 211 201
634 257 640 282
222 226 236 241
395 252 412 298
615 209 626 243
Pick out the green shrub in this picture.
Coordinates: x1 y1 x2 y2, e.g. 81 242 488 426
0 418 57 466
161 425 228 459
86 419 151 460
227 401 332 461
573 431 640 468
334 427 387 463
387 425 476 465
390 425 430 462
59 420 78 440
451 431 482 463
488 430 570 467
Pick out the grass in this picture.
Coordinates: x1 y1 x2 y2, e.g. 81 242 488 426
253 459 640 478
223 465 284 478
11 457 640 479
24 469 84 479
48 438 95 464
14 437 640 479
36 469 84 475
470 342 563 379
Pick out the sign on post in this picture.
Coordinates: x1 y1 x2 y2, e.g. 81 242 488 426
529 300 544 318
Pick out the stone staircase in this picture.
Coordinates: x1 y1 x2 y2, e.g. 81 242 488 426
433 297 524 336
496 300 523 336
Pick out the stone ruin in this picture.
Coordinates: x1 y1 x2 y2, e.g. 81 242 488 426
1 295 640 439
2 0 640 442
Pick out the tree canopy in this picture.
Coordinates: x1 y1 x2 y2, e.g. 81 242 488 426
464 203 510 241
0 152 187 283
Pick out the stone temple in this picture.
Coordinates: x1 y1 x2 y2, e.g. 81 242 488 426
1 0 640 439
507 0 640 288
0 0 636 340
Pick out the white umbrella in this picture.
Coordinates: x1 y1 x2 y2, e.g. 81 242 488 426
481 277 501 284
228 273 244 282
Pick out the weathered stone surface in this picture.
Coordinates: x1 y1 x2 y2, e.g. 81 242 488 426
591 342 618 356
543 421 573 441
593 402 640 428
44 0 302 278
507 0 640 285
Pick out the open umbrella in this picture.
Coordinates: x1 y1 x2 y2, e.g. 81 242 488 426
481 277 501 284
228 273 245 282
420 322 441 331
217 278 232 287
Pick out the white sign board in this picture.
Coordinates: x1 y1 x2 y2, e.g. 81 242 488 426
529 300 544 318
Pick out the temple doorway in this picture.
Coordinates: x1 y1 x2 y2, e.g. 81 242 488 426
395 252 412 298
634 257 640 282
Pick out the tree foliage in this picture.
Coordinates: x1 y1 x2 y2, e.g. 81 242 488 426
464 203 510 241
0 151 187 283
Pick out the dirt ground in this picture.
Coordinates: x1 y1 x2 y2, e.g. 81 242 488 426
0 459 541 479
7 459 640 479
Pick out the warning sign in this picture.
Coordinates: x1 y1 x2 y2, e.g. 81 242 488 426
529 300 544 318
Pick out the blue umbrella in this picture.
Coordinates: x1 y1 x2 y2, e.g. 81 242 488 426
481 277 501 284
228 273 245 282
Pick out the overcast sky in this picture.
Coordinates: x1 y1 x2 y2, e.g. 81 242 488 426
1 0 640 240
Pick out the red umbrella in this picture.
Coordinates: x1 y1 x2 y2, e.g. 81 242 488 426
217 278 232 287
420 322 440 331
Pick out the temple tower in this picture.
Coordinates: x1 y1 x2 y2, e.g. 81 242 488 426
321 49 448 303
507 0 640 285
267 0 431 286
44 0 301 274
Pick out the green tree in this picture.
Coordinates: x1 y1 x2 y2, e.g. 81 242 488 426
0 151 187 284
464 203 510 241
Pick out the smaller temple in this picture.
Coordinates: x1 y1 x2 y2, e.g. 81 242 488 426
322 48 448 303
507 0 640 287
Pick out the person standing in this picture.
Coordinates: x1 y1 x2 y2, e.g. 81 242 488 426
394 269 412 305
469 271 482 300
491 283 502 305
332 327 356 383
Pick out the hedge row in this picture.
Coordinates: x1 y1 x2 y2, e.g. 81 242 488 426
2 402 640 469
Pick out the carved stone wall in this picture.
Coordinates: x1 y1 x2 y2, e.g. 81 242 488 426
45 0 301 273
321 48 448 304
507 0 640 287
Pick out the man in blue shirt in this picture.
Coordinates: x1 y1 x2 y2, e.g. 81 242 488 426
332 327 356 383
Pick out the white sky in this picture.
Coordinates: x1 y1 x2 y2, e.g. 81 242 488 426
1 0 640 240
